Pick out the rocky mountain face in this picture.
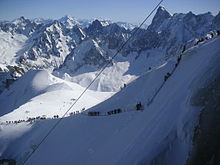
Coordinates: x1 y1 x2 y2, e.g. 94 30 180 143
19 21 73 69
57 38 111 76
0 16 41 37
147 6 172 32
213 11 220 27
0 6 219 92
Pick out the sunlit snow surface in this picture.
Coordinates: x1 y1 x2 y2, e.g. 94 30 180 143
0 36 219 164
0 70 113 120
0 31 28 69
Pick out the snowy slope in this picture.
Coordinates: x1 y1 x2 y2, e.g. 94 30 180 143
0 70 113 121
0 30 28 69
1 35 219 165
56 46 166 92
0 8 219 95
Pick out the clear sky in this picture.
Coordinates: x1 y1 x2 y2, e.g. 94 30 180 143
0 0 219 24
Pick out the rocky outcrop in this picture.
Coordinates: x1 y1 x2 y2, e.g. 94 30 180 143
188 76 220 165
147 6 172 32
213 11 220 28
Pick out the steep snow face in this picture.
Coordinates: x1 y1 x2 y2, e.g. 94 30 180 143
1 35 219 165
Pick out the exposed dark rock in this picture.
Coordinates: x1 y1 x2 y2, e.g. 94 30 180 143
147 6 172 32
0 159 16 165
213 11 220 27
187 76 220 165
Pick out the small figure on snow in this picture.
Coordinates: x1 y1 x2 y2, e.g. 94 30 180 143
136 102 143 111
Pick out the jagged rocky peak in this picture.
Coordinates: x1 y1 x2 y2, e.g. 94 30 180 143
182 11 214 34
32 17 53 25
70 25 86 44
60 15 75 22
183 11 198 26
86 19 103 35
82 39 109 67
147 6 172 32
18 20 72 68
59 15 79 28
99 20 112 26
12 16 31 25
45 20 63 32
0 16 39 36
105 23 126 33
213 11 220 27
92 19 103 27
60 38 109 74
116 21 137 30
183 11 213 24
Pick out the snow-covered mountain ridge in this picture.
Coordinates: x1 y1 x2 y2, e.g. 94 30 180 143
0 7 219 93
0 33 220 165
0 6 220 165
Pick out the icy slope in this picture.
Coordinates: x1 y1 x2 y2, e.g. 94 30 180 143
1 35 219 164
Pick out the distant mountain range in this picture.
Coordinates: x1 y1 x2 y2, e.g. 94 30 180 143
0 6 220 165
0 6 219 92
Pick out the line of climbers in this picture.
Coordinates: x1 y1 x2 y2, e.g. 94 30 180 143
3 115 55 125
1 102 145 125
1 108 87 125
2 30 220 124
182 30 220 55
107 108 122 115
147 30 220 106
0 38 189 124
195 30 220 46
88 111 100 116
86 103 144 117
81 29 217 116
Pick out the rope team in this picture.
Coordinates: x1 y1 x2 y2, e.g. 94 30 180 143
2 30 220 125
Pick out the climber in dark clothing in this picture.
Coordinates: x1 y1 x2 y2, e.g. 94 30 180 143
136 102 143 110
164 72 171 81
182 45 186 53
